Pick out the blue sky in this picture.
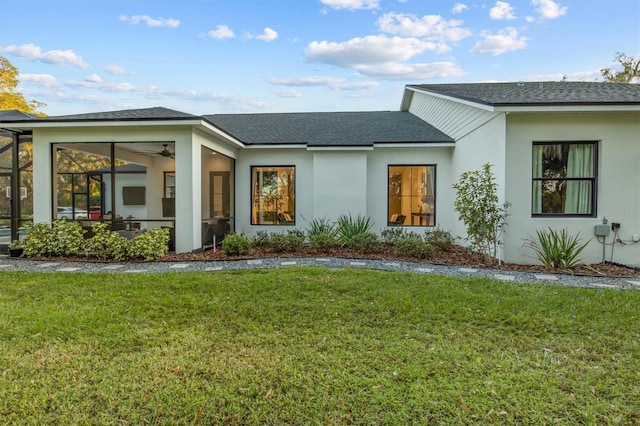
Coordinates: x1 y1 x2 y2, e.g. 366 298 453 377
1 0 638 116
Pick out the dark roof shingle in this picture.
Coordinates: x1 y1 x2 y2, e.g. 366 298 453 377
204 111 453 146
408 82 640 107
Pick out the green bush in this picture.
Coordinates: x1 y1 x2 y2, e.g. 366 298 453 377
348 231 381 254
251 230 270 247
309 231 341 250
336 214 374 246
424 227 455 251
524 228 589 269
308 217 336 236
128 228 170 261
22 219 86 258
221 233 252 256
394 234 434 259
85 222 129 260
381 227 405 244
267 231 305 253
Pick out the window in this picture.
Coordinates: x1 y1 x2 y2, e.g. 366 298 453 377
532 142 597 216
164 171 175 198
388 165 436 226
251 166 295 225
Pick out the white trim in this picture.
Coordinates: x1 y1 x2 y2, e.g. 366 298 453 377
404 86 496 112
1 119 202 129
244 144 307 149
306 146 374 151
496 105 640 113
374 142 455 148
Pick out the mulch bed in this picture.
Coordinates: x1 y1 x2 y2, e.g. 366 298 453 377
164 244 640 278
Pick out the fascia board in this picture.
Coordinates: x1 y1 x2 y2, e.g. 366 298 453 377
245 144 308 149
306 146 374 151
406 86 496 112
0 119 202 129
495 105 640 113
374 142 455 148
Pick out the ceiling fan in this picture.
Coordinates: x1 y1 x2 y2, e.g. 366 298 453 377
153 144 174 158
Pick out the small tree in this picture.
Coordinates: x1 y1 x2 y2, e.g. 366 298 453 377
452 163 510 264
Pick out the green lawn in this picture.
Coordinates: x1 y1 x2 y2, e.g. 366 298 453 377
0 268 638 425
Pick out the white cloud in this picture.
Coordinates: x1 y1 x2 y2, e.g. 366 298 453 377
272 89 302 98
20 73 59 88
452 3 468 14
104 64 132 75
531 0 567 19
118 15 180 28
320 0 380 10
85 74 102 84
305 35 437 67
490 1 517 20
353 61 466 80
207 25 235 39
470 27 528 55
377 12 472 43
256 27 278 42
267 75 379 90
0 43 89 68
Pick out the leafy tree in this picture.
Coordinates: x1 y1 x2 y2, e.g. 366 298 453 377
453 163 510 264
0 55 46 115
600 52 640 83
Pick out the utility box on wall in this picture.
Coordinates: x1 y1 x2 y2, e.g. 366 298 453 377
594 224 610 237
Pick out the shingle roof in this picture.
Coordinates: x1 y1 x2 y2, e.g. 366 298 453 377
408 82 640 107
2 107 198 122
204 111 453 146
0 110 38 120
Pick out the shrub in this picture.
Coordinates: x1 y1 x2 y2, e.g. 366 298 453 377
381 227 405 245
524 228 590 269
309 231 341 251
424 227 455 251
22 219 86 258
128 228 170 261
308 218 336 236
336 214 374 246
394 234 434 259
266 230 305 253
85 222 129 260
453 163 510 263
221 233 252 256
251 230 270 247
348 232 382 254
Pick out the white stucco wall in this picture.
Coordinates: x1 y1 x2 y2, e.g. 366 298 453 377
449 113 508 255
504 112 640 266
313 151 368 221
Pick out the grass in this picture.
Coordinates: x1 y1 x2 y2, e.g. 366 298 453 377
0 268 638 424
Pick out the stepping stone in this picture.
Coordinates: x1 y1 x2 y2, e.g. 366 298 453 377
385 262 401 267
205 266 223 271
315 258 331 262
350 261 366 266
626 280 640 287
125 269 147 273
102 264 124 270
590 282 618 289
458 268 478 273
247 259 262 265
57 267 81 272
169 263 190 269
534 274 559 281
38 262 59 268
0 264 14 269
494 274 515 281
415 267 433 273
281 261 296 266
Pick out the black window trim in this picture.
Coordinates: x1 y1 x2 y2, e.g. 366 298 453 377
250 165 296 226
387 164 437 227
531 140 598 218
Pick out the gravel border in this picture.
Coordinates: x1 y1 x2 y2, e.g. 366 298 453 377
2 255 639 291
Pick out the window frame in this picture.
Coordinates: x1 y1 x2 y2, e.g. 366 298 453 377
531 141 598 218
387 164 436 227
250 165 296 226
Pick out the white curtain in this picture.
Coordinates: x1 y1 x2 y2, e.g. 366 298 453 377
564 144 593 214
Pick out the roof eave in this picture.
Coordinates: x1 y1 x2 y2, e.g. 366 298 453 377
405 85 496 112
495 104 640 113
